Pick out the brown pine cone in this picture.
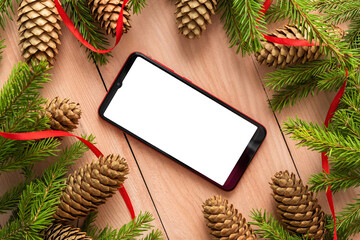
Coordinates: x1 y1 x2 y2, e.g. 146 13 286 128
43 97 81 132
254 25 321 68
175 0 217 39
203 195 257 240
18 0 62 66
54 154 129 222
270 170 326 240
89 0 131 36
43 223 92 240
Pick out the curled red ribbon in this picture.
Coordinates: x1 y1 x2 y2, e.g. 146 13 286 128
0 130 136 220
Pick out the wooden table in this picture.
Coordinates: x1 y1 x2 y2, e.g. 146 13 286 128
0 1 357 239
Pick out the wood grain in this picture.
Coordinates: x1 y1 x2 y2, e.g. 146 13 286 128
0 12 165 233
97 1 299 239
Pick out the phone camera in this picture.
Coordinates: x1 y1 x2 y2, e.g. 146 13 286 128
117 82 121 87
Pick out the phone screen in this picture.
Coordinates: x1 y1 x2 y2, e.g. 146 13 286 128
102 55 261 187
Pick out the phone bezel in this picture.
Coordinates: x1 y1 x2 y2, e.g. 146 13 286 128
98 52 266 191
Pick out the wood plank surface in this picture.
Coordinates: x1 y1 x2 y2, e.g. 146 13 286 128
1 0 355 239
97 1 299 239
0 12 165 233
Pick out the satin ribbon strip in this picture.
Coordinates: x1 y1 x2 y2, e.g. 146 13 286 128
0 130 136 220
53 0 128 53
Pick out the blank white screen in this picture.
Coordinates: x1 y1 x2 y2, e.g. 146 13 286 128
104 57 257 185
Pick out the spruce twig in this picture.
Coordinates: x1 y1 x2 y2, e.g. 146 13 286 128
309 171 360 193
0 35 4 60
0 136 95 239
249 209 303 240
217 0 266 55
129 0 147 14
62 0 111 66
86 211 163 240
0 60 60 174
0 0 19 30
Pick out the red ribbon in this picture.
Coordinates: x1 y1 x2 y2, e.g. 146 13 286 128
53 0 128 53
0 130 136 220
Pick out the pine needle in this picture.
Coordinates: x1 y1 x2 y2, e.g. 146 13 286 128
0 36 4 60
62 0 112 66
129 0 147 14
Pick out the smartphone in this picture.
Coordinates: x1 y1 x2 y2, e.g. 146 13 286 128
99 52 266 190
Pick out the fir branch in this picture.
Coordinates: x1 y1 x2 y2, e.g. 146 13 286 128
86 212 162 240
315 1 360 24
0 138 60 174
249 209 303 240
266 0 358 68
0 136 95 239
314 0 354 12
0 0 18 30
217 0 266 55
327 196 360 239
346 18 360 49
265 60 347 112
62 0 111 65
81 211 98 232
129 0 147 14
0 36 4 60
309 171 360 192
265 60 335 91
141 229 163 240
0 60 58 173
0 180 29 214
283 118 360 169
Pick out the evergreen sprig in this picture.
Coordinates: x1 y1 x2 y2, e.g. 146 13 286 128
265 60 346 111
309 171 360 193
0 35 4 60
266 0 357 68
85 211 163 240
249 209 304 240
62 0 112 66
345 18 360 49
0 136 94 239
217 0 266 55
315 0 360 24
129 0 147 14
0 60 61 174
0 0 18 30
0 180 29 214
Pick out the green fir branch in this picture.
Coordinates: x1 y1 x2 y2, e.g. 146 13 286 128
0 36 4 60
314 0 354 12
346 18 360 49
62 0 112 65
0 0 19 30
86 211 163 240
327 196 360 239
283 118 360 169
81 211 98 232
265 60 347 112
266 0 358 68
0 136 95 239
217 0 266 55
0 60 59 174
309 171 360 192
141 229 163 240
129 0 147 14
315 0 360 24
0 180 29 214
249 209 304 240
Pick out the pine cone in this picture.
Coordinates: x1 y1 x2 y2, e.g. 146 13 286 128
18 0 62 66
89 0 131 36
175 0 217 39
43 97 81 132
54 154 129 221
270 170 326 240
254 25 321 68
43 223 92 240
203 195 256 240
